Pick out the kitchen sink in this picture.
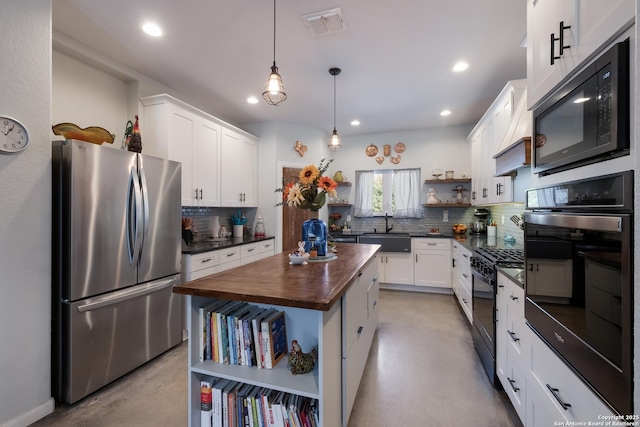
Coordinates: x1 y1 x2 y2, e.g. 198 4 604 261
358 233 411 253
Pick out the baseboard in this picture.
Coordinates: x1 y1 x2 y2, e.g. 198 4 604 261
1 397 54 427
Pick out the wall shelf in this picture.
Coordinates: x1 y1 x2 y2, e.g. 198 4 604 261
336 182 352 186
328 203 352 207
424 178 471 184
424 203 471 208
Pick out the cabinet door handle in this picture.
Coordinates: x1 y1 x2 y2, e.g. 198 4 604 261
194 189 199 199
452 259 456 268
416 255 419 263
472 190 476 201
546 384 572 410
507 377 520 393
482 188 487 198
558 21 571 55
527 264 534 271
462 298 468 304
507 330 520 342
462 273 469 278
498 284 504 288
357 326 364 334
462 254 469 259
550 32 561 65
510 295 518 301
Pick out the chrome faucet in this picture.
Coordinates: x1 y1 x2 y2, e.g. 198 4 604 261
385 213 393 233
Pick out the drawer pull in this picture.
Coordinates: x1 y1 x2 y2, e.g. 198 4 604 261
247 248 255 252
498 284 504 288
462 254 469 258
227 253 236 257
507 377 520 393
462 273 469 278
357 326 364 334
546 384 572 410
373 300 377 307
462 298 468 304
200 258 213 263
507 330 520 342
428 243 437 246
510 295 518 301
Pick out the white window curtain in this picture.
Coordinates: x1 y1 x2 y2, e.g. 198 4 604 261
354 170 374 217
393 168 421 218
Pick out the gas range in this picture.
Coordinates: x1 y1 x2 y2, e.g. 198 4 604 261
471 247 524 281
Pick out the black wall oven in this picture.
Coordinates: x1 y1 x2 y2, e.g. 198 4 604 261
524 171 633 415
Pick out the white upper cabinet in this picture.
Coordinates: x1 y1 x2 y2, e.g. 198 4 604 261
527 0 634 109
141 94 257 207
469 80 525 205
220 127 258 207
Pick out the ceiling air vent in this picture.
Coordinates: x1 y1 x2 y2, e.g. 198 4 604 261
302 7 347 37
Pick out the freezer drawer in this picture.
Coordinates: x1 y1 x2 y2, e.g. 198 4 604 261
57 275 181 404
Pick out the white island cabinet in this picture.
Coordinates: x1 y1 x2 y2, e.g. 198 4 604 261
174 243 380 427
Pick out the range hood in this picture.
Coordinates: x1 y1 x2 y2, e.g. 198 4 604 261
494 88 532 176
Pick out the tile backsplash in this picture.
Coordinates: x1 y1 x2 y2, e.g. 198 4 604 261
181 206 257 240
335 203 525 243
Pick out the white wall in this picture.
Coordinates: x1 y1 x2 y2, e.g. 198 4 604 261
0 0 54 426
328 125 473 204
52 50 130 145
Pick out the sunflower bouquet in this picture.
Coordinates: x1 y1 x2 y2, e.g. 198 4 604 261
276 159 338 211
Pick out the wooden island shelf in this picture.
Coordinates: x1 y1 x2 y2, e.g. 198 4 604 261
174 243 381 427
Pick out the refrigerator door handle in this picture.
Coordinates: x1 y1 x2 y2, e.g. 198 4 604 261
76 277 178 312
126 166 142 266
137 158 150 264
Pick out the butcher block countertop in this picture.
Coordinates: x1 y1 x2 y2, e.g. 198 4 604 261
173 243 381 311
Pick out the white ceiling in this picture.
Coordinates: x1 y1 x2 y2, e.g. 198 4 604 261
52 0 527 137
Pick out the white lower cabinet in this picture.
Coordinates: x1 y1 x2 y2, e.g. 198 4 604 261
527 328 616 426
496 272 527 422
413 238 451 289
377 252 414 285
342 259 379 425
495 272 617 425
451 241 472 323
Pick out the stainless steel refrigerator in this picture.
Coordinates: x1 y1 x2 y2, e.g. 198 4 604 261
52 139 182 404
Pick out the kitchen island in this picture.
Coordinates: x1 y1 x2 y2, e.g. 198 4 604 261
173 243 380 427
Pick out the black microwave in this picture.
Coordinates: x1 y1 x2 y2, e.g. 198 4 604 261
533 38 629 176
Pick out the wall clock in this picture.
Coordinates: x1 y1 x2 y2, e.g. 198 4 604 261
0 116 30 154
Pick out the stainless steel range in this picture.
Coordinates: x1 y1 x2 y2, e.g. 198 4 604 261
471 246 524 385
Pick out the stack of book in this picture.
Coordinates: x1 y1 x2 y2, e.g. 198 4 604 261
200 377 319 427
199 300 288 369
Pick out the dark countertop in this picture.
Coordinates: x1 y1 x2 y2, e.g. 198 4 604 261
452 234 524 252
182 235 275 255
497 266 525 289
174 243 380 311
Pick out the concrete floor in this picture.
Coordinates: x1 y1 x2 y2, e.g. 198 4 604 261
33 289 521 426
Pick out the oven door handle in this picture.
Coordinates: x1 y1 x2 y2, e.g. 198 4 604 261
525 213 623 233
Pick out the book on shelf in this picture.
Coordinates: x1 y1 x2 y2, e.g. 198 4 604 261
200 377 214 427
212 378 232 427
262 310 287 369
199 300 229 362
252 307 277 369
216 300 246 364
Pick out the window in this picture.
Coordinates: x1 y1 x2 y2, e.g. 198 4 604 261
355 168 421 218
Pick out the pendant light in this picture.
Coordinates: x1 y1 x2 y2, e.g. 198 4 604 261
328 67 342 151
262 0 287 106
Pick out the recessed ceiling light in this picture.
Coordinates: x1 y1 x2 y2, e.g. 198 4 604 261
452 62 469 72
247 97 259 104
440 110 452 116
350 120 360 126
142 22 163 37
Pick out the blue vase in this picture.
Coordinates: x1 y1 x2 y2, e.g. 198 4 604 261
302 215 328 257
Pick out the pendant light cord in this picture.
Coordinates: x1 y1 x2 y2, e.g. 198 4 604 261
333 74 337 130
272 0 277 63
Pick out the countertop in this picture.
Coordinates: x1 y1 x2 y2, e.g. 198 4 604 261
452 234 524 252
173 243 380 311
497 266 525 289
182 235 275 255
